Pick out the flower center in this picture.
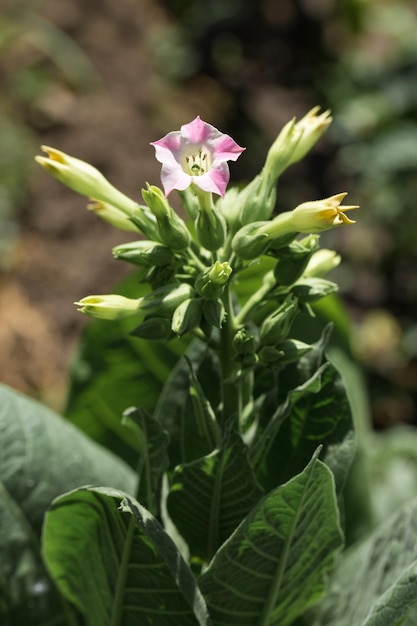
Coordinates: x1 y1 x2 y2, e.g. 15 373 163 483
183 146 211 177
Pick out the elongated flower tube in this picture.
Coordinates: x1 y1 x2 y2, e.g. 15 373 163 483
35 147 138 215
232 193 358 260
151 116 245 197
74 294 142 320
87 200 139 232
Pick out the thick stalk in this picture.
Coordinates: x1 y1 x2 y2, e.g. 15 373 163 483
219 286 239 423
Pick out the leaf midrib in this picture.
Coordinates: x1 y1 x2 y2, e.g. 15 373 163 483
110 513 135 626
257 457 317 626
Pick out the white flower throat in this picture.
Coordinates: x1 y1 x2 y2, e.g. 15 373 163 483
183 146 211 176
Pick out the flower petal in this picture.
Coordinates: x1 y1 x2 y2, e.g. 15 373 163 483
192 162 230 197
160 163 191 196
180 116 213 144
209 134 245 162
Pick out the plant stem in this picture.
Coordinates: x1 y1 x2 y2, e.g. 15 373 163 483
235 270 275 326
219 286 239 423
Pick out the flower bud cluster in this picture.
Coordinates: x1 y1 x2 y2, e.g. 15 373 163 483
36 108 357 361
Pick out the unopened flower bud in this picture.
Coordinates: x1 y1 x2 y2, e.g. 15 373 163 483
303 249 341 278
274 339 313 363
238 174 277 224
131 316 173 340
196 205 226 251
231 221 271 260
171 298 202 336
112 240 174 267
287 107 332 166
290 277 338 303
142 184 191 251
233 327 258 355
263 119 303 183
273 235 319 285
202 299 225 329
142 282 195 317
74 294 142 320
36 147 138 215
87 200 139 232
259 296 298 346
195 261 232 299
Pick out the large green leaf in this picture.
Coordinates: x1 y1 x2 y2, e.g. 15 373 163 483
168 420 264 560
122 406 169 516
42 486 212 626
199 453 343 626
311 496 417 626
153 340 222 466
0 383 136 623
253 361 354 494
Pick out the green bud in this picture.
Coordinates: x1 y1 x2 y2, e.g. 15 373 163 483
202 299 225 329
171 298 202 336
128 205 161 241
195 261 232 299
287 107 332 166
35 146 139 215
142 282 195 317
258 346 284 367
74 294 142 320
239 174 277 224
196 206 226 251
303 249 341 278
142 184 191 251
274 339 313 363
263 119 303 183
290 277 338 303
273 236 319 285
259 295 298 346
231 221 271 260
131 316 173 340
235 352 259 370
144 264 177 289
112 240 174 267
232 327 257 355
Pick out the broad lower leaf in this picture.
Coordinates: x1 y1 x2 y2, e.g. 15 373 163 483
311 496 417 626
199 453 343 626
122 406 169 515
0 383 135 622
42 486 212 626
168 420 264 560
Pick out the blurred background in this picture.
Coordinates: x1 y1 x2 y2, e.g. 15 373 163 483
1 0 416 427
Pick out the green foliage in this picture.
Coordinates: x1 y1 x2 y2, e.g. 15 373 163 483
199 453 343 626
43 487 212 626
168 419 264 560
310 495 417 626
0 383 136 623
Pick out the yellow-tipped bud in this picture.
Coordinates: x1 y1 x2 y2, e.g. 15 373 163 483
290 193 358 233
36 147 139 215
74 294 142 320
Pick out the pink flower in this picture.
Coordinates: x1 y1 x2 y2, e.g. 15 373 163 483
151 116 245 197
